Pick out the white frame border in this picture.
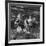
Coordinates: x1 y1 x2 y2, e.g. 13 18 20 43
8 3 43 43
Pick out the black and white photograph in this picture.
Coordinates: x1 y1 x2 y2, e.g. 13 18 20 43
5 1 44 45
